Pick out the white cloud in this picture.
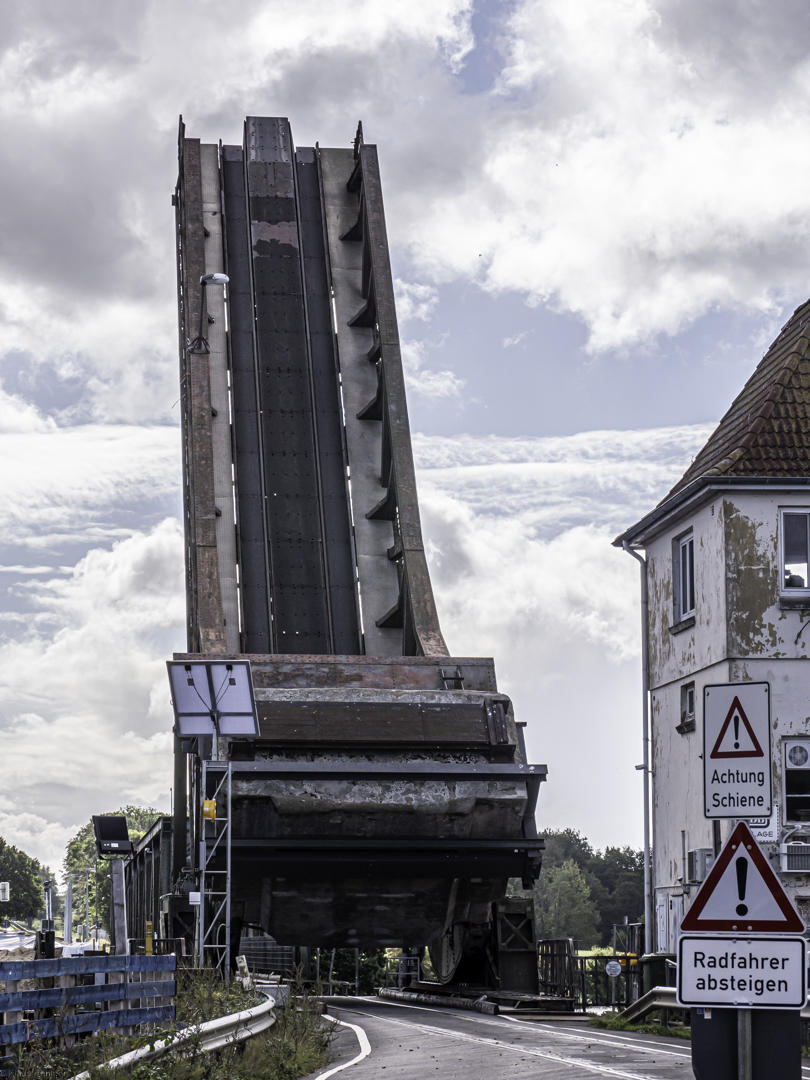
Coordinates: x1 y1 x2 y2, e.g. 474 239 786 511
0 1 474 423
415 422 712 846
0 565 57 574
0 0 803 426
401 339 466 401
413 423 715 537
502 332 528 348
401 0 810 350
394 280 440 323
0 421 178 550
0 384 56 434
0 810 78 876
0 520 184 866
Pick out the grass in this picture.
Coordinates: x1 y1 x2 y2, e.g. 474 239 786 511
588 1012 692 1040
1 970 331 1080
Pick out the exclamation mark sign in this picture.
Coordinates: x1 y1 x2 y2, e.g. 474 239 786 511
733 712 740 750
736 856 748 916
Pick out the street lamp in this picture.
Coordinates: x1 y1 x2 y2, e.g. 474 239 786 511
189 273 229 354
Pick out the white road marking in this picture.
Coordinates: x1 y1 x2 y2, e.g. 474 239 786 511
363 997 691 1061
354 996 810 1074
346 1008 679 1079
503 1017 692 1060
314 1015 371 1079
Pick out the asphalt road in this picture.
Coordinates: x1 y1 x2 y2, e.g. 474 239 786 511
317 997 699 1079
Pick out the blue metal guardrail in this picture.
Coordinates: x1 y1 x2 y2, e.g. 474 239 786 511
0 954 175 1047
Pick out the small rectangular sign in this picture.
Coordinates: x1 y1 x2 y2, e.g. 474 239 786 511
677 935 807 1009
703 682 772 819
749 807 779 844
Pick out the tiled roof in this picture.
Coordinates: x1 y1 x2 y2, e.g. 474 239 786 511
663 298 810 502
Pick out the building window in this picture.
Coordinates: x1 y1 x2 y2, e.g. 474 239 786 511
784 738 810 823
781 509 810 592
677 532 695 619
677 682 696 734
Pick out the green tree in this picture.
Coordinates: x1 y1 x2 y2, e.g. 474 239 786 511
531 829 645 946
0 838 43 921
533 859 600 946
64 806 161 933
587 846 644 944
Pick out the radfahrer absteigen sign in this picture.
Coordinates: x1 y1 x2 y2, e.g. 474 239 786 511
703 682 772 819
677 936 807 1008
677 823 806 1009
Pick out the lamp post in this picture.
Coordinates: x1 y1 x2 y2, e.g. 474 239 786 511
189 273 229 354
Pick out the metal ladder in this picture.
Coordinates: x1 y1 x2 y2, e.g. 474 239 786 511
198 761 232 980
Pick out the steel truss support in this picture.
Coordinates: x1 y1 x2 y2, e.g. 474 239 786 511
198 761 232 981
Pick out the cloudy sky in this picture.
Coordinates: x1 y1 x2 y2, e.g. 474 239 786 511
1 0 809 872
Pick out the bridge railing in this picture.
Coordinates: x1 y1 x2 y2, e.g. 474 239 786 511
0 953 175 1051
538 940 643 1011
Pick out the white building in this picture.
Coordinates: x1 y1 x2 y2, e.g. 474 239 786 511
616 300 810 954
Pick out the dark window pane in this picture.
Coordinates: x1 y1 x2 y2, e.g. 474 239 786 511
784 513 809 589
687 538 694 613
680 536 694 616
784 514 808 563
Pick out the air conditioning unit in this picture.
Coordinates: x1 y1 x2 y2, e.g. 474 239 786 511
688 848 714 883
781 841 810 872
784 740 810 769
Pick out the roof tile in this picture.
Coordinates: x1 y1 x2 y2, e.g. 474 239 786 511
662 299 810 501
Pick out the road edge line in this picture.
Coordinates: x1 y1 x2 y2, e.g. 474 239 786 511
315 1014 372 1078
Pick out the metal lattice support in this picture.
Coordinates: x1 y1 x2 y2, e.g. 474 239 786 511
198 762 232 980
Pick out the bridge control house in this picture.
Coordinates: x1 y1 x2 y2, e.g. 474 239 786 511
616 301 810 953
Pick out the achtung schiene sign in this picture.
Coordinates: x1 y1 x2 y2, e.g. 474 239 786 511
703 682 772 819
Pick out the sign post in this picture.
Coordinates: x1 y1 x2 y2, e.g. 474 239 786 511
680 820 805 1080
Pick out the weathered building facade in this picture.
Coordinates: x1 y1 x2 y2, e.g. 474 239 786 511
616 301 810 953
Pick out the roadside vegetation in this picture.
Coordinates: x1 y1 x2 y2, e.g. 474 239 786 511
588 1012 691 1040
0 970 330 1080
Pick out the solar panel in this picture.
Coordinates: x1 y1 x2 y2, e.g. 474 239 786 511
167 660 259 739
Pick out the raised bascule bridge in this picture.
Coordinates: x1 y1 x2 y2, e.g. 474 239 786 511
126 116 547 1000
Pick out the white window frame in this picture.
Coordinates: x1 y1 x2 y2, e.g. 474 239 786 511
779 507 810 597
677 532 695 619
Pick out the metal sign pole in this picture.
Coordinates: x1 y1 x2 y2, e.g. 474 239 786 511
737 1008 752 1080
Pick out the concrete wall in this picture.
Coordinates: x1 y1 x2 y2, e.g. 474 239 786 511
645 488 810 951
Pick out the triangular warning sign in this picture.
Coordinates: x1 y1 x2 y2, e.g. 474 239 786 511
681 823 804 933
710 696 764 759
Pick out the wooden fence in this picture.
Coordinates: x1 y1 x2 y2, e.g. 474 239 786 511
0 954 176 1049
